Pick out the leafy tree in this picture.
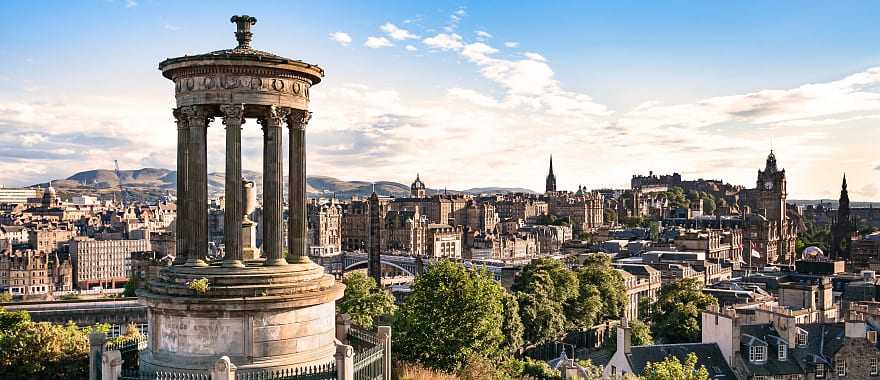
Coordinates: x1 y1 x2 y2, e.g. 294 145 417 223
393 260 506 372
519 357 562 380
500 292 524 353
338 272 396 328
512 258 577 304
0 292 11 303
576 359 606 380
577 255 625 321
0 309 91 379
565 284 603 329
122 277 139 298
648 278 717 343
535 214 570 226
701 196 716 215
630 319 653 346
512 258 577 345
517 291 567 346
641 352 709 380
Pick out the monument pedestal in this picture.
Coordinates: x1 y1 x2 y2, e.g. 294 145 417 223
138 263 343 374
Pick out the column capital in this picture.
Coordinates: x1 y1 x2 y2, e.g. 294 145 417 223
180 105 215 126
220 104 245 127
286 109 312 130
257 106 290 128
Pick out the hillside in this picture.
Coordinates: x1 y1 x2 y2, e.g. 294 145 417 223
39 168 536 200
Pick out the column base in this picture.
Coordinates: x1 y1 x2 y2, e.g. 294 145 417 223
264 259 288 266
222 260 246 268
185 259 209 267
290 255 313 264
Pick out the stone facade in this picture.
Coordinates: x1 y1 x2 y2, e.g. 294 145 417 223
70 238 150 289
308 200 342 257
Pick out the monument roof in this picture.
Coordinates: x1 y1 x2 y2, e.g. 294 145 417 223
159 15 324 84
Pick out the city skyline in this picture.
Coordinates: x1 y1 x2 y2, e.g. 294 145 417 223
2 1 879 199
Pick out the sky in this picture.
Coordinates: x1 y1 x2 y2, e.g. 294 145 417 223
1 1 879 200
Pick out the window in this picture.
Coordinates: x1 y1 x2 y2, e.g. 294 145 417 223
778 343 787 361
872 357 878 375
837 359 846 377
797 332 808 347
750 345 767 362
816 363 825 378
869 331 878 344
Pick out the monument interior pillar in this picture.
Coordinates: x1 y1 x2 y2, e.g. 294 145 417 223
287 110 312 263
221 104 246 268
259 106 288 265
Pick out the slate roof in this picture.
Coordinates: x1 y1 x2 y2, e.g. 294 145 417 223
739 325 803 375
738 322 848 377
627 343 736 379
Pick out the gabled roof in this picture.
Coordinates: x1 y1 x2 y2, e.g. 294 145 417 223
627 343 735 379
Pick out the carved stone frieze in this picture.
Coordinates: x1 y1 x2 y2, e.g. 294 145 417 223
174 75 310 98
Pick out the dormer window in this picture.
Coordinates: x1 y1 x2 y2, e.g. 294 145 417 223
749 345 767 362
797 331 808 347
778 343 787 361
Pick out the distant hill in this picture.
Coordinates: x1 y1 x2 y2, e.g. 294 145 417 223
39 168 535 200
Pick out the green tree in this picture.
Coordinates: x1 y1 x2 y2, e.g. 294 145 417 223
565 284 603 329
577 254 626 321
576 359 605 380
393 260 506 372
500 292 524 353
0 309 90 379
122 277 139 298
0 292 11 303
630 319 653 346
649 279 717 343
517 291 567 346
701 196 716 215
641 352 709 380
512 258 578 345
338 272 396 329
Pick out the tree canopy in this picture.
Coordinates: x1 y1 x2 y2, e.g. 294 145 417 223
577 254 626 321
641 353 710 380
648 278 717 343
512 258 578 345
338 272 396 328
393 260 506 372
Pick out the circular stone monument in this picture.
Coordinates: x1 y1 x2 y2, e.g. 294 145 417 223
138 15 344 374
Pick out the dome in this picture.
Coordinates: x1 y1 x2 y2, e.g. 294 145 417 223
802 246 825 260
411 174 425 190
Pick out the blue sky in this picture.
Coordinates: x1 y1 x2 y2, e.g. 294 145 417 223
1 1 879 199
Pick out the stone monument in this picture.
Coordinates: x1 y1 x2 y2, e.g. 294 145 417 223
138 15 344 374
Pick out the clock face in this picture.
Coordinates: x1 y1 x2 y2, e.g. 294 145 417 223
764 181 773 190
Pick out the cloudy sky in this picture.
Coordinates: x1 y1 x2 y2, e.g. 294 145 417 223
1 1 879 199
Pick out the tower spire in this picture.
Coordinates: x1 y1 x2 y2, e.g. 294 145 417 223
545 154 557 193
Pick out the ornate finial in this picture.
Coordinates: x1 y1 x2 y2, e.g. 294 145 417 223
230 15 257 49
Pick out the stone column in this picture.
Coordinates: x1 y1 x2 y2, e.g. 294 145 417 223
335 343 354 380
287 110 312 264
182 105 212 267
173 108 189 265
259 106 289 266
221 104 245 268
377 326 392 380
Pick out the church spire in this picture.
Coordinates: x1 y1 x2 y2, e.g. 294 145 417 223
545 155 557 193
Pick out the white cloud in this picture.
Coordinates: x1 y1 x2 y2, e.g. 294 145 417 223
380 23 419 40
20 133 47 147
163 24 181 32
329 32 352 46
125 0 137 8
422 33 464 50
364 36 393 49
444 8 466 32
405 45 418 52
504 41 519 48
524 52 547 62
476 31 492 40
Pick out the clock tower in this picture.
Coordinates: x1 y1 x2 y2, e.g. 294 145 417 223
756 150 787 225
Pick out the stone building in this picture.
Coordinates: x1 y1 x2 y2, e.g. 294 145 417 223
426 224 462 258
674 228 743 262
382 208 428 255
28 223 76 254
465 200 498 234
69 238 150 289
831 175 854 260
741 151 798 267
615 264 662 321
495 198 548 222
307 199 342 257
341 196 390 251
0 248 51 296
547 189 604 235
